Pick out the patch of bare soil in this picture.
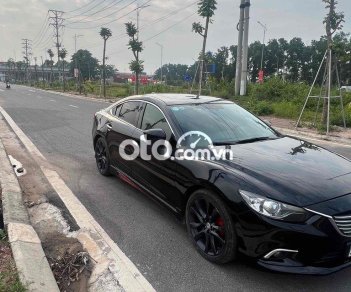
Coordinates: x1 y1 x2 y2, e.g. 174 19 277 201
42 233 92 292
261 115 351 139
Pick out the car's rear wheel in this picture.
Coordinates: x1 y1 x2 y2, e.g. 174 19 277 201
186 189 237 264
95 137 111 176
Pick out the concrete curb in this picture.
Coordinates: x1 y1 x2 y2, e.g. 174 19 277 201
0 138 59 291
0 106 155 291
275 127 351 146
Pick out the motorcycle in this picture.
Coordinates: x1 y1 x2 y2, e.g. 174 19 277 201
6 82 11 89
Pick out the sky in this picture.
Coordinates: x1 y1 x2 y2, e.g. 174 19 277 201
0 0 350 74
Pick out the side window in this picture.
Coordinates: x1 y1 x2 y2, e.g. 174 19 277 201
119 102 141 126
141 104 172 139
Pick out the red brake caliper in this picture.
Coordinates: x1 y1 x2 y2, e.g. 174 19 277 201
215 217 225 238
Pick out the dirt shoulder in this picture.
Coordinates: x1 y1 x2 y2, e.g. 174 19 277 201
261 115 351 141
0 115 91 290
0 233 26 292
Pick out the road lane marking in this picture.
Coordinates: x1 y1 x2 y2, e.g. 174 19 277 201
29 89 35 92
0 105 155 292
0 89 4 92
69 105 78 108
17 85 110 104
49 99 56 102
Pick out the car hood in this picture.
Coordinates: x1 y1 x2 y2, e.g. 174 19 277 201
215 137 351 207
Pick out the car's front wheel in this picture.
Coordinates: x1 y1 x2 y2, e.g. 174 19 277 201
186 189 237 264
95 137 111 176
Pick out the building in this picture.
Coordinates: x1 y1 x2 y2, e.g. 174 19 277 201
113 72 155 84
0 61 70 82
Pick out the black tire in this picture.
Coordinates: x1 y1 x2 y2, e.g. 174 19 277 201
95 137 111 176
186 189 237 264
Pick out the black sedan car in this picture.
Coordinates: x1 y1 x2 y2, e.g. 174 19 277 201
92 94 351 275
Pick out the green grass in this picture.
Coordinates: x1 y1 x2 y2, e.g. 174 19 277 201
0 230 27 292
0 272 27 292
30 78 351 128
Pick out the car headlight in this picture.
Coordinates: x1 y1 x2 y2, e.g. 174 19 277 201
239 190 310 222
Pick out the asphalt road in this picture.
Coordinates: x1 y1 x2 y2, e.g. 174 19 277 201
1 85 351 292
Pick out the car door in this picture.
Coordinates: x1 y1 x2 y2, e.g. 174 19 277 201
106 101 142 176
132 102 181 212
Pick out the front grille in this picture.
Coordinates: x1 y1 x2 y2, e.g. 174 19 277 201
334 215 351 237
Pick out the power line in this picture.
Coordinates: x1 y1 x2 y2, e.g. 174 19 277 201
66 0 141 28
33 20 51 48
65 0 100 14
32 12 49 43
143 12 196 43
65 0 108 20
66 0 126 22
84 1 197 49
66 0 141 29
108 12 196 56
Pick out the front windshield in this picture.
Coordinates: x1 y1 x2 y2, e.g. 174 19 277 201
170 103 278 144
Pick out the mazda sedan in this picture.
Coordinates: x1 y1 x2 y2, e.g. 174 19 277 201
92 94 351 274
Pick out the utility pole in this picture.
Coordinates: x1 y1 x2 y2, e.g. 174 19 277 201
74 34 83 90
240 0 251 96
235 0 245 96
156 42 163 84
49 10 64 81
22 39 32 84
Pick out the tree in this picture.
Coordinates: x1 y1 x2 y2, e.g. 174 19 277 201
70 49 100 80
192 0 217 95
100 27 112 98
104 64 117 79
286 38 305 82
322 0 344 124
58 48 68 91
154 64 190 85
47 49 55 83
248 41 263 82
125 22 144 94
6 58 15 81
16 61 24 82
214 47 229 80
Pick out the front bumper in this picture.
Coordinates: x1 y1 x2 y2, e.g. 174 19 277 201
235 209 351 275
257 257 351 275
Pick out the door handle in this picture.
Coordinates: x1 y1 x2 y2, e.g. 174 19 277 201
106 123 112 131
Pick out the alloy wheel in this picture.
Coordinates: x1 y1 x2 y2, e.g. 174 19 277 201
95 139 109 174
188 198 226 256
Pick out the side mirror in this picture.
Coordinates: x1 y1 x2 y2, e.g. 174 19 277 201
144 129 167 143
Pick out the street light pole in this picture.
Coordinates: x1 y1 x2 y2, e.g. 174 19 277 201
156 42 163 84
135 2 150 93
257 21 267 70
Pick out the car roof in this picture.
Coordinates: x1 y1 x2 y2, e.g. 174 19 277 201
122 93 231 106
